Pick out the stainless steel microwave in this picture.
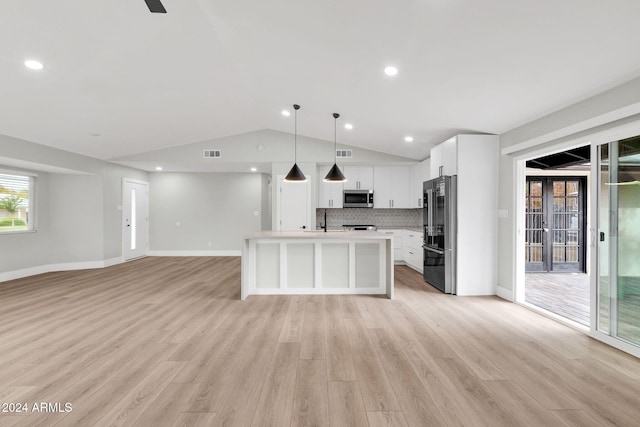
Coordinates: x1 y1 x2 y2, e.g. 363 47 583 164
343 189 374 208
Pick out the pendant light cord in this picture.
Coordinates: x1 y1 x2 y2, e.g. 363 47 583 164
333 112 340 162
293 104 300 163
334 116 337 161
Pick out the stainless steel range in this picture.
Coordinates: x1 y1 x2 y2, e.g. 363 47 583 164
343 224 377 231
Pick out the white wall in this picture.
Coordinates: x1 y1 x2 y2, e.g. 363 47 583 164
0 133 148 278
48 174 104 264
497 76 640 297
113 129 418 172
148 172 263 252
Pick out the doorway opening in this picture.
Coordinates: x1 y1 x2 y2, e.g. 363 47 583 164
123 178 149 261
522 146 591 326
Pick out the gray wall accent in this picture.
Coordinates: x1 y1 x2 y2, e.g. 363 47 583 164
48 174 104 264
0 133 148 274
148 172 262 251
101 165 148 259
316 208 421 229
261 174 272 231
501 76 640 152
497 155 516 295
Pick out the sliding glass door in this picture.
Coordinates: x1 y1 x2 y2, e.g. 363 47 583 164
597 136 640 346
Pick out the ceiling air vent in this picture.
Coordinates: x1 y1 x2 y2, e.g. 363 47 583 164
336 149 352 158
203 149 221 158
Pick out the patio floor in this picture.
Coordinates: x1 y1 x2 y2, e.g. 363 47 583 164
525 272 590 326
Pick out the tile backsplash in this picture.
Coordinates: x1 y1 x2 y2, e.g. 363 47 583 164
316 208 421 229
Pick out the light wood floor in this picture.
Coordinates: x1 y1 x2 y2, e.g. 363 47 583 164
1 257 640 426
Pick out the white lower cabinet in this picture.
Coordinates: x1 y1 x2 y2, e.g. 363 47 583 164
379 229 423 273
402 230 423 273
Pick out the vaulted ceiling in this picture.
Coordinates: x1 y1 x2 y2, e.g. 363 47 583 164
3 0 640 162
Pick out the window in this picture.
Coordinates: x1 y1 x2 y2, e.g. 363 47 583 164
0 172 35 233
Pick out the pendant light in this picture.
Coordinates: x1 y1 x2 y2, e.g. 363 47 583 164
284 104 307 182
324 113 347 182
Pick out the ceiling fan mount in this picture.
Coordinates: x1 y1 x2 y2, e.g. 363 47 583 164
144 0 167 13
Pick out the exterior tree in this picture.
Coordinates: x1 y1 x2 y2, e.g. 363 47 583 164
0 195 22 227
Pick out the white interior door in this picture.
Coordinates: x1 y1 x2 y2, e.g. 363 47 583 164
277 175 310 231
123 179 149 260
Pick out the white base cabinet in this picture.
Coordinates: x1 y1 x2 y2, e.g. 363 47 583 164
379 229 423 274
402 230 423 272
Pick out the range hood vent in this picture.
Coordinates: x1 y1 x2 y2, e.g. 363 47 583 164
203 149 221 158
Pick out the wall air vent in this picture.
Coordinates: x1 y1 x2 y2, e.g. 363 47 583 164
336 149 352 158
203 149 221 158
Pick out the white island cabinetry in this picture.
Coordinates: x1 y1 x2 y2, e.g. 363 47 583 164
242 231 394 300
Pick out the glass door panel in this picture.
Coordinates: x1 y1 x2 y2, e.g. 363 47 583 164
525 177 585 272
598 137 640 345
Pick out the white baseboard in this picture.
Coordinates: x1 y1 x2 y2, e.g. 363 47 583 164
104 256 123 267
0 257 125 283
148 250 241 257
496 285 514 301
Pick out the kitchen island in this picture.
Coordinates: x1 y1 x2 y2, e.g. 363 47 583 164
241 231 393 300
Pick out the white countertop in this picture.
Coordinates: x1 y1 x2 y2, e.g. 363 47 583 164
244 230 392 240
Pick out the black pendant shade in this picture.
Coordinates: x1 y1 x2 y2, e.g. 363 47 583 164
324 163 346 182
285 163 306 181
284 104 307 182
324 112 347 182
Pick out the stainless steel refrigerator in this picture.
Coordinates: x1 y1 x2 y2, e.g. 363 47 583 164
423 175 457 294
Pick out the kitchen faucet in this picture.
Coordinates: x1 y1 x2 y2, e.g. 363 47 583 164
320 209 328 232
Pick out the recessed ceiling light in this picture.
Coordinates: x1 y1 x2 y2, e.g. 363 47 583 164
384 66 398 76
24 60 44 70
155 166 163 171
344 123 353 130
404 136 414 142
250 167 257 172
281 110 291 117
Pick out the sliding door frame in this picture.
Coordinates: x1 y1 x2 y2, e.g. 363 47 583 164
511 119 640 358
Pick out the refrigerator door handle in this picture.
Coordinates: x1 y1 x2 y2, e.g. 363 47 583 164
426 188 433 235
422 245 444 255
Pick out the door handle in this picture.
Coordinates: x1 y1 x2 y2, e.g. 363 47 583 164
423 245 444 255
300 225 306 229
543 228 549 233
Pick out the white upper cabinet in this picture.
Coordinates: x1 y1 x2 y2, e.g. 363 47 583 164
373 166 410 208
410 159 430 208
429 136 458 178
343 166 374 190
317 165 343 208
